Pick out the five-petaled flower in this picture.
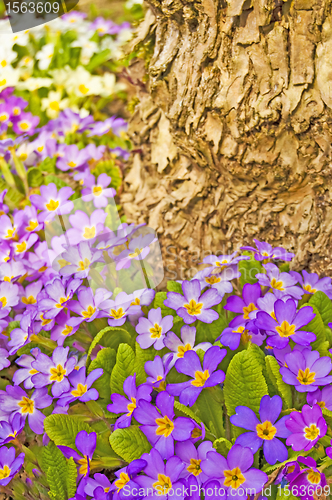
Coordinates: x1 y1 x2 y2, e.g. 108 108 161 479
164 280 222 324
230 395 291 465
285 404 327 451
280 348 332 392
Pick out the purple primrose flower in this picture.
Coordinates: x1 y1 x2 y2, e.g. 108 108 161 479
136 307 173 350
280 348 332 392
285 404 327 451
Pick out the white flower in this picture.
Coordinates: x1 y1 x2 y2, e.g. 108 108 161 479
18 55 34 70
0 67 19 91
65 66 103 97
100 72 116 97
72 34 98 65
15 142 37 166
0 46 17 70
41 90 70 119
117 28 133 45
16 77 53 90
50 67 71 86
11 30 30 46
35 43 54 70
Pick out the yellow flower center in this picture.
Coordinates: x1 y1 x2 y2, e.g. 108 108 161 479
153 474 172 495
82 305 96 318
307 469 321 485
3 275 14 282
79 84 89 94
131 297 140 306
78 258 90 271
115 472 130 492
18 396 34 414
45 199 59 211
0 114 8 121
318 401 326 409
303 284 317 294
243 302 257 320
224 467 246 489
58 259 70 268
13 107 20 115
29 368 39 375
270 278 284 291
5 227 16 239
55 296 69 309
110 307 124 319
37 146 44 152
78 456 89 475
0 79 7 86
20 153 28 161
191 427 202 439
83 226 96 239
49 364 66 382
93 186 103 196
156 376 166 391
26 220 38 232
128 247 143 258
22 295 37 305
50 101 60 111
40 313 52 326
0 465 11 479
67 161 77 168
184 299 203 316
275 321 296 338
241 330 252 344
205 275 221 284
155 415 174 437
177 343 192 358
62 325 73 336
126 397 136 416
271 311 277 320
192 370 210 387
256 421 277 440
0 297 7 307
71 383 88 397
304 424 320 441
16 241 27 253
19 122 30 131
187 458 202 476
297 367 316 385
149 323 162 338
39 266 48 273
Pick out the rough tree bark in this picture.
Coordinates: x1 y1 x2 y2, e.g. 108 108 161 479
121 0 332 283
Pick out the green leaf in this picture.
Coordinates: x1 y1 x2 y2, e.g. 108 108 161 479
213 437 232 457
265 356 292 409
134 343 158 385
91 160 122 191
41 442 67 500
196 314 228 344
110 343 135 395
309 291 332 326
44 175 68 189
39 157 56 174
224 349 268 433
109 426 151 462
174 400 202 424
167 281 183 293
44 414 94 449
87 326 129 367
88 347 116 401
27 167 43 188
153 292 177 317
66 458 77 499
239 252 264 287
300 303 328 355
192 387 224 439
85 49 111 72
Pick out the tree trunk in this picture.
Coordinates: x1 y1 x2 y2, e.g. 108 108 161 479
121 0 332 285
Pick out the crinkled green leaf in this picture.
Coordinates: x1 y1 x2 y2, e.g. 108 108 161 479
87 327 128 367
192 387 224 439
309 291 332 326
174 400 202 424
109 426 151 462
153 291 177 316
66 458 77 499
167 281 183 293
110 343 135 395
238 251 264 287
224 349 268 426
44 414 94 450
27 167 43 187
88 347 116 401
41 442 67 500
300 303 328 355
265 355 292 409
196 314 228 344
213 437 232 457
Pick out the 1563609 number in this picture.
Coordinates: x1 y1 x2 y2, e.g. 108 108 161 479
5 1 60 13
